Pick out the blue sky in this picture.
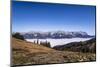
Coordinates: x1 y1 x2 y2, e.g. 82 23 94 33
12 1 96 35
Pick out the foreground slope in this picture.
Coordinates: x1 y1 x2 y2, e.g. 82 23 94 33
12 38 96 66
12 38 64 65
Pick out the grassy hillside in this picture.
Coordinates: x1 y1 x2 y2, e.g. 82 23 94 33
12 38 64 66
12 38 96 66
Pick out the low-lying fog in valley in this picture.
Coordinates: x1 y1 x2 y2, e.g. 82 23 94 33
26 38 92 47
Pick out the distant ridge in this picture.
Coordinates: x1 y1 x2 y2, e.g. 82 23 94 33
18 31 94 39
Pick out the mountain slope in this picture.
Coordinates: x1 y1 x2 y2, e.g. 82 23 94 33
53 38 96 53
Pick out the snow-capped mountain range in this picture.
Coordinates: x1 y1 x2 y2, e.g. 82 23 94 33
19 31 94 39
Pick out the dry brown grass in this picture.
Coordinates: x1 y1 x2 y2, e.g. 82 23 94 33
12 38 63 65
12 38 96 66
12 38 56 53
